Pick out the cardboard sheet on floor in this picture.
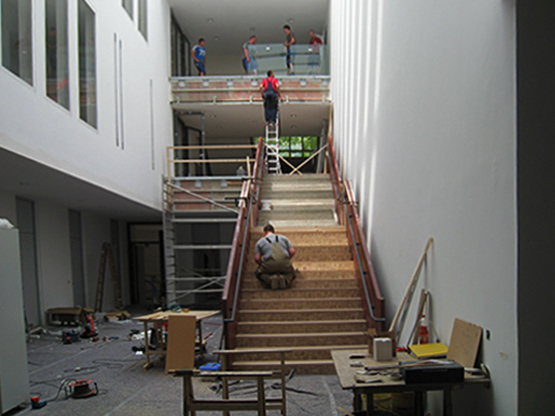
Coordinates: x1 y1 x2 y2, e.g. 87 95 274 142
447 318 482 368
165 315 196 374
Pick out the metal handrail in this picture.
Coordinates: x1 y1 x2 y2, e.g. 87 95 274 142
344 186 386 324
222 138 264 348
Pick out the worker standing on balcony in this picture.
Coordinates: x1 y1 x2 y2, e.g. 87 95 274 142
308 30 323 75
191 38 206 76
259 70 282 125
254 224 296 290
283 25 296 75
242 35 258 75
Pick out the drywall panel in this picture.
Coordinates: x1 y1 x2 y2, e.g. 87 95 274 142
330 0 517 415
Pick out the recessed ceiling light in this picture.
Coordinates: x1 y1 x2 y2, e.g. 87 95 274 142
214 36 220 41
207 18 214 23
249 26 256 31
287 18 294 24
290 114 297 118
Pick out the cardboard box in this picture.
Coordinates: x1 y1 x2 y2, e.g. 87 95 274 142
368 328 396 357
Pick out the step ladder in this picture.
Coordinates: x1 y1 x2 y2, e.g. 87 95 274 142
94 243 123 312
265 117 281 174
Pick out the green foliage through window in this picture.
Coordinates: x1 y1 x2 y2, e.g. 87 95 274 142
279 136 319 158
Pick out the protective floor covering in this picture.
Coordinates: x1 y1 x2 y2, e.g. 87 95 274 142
10 311 355 416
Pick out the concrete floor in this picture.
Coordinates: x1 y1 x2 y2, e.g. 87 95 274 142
12 311 356 416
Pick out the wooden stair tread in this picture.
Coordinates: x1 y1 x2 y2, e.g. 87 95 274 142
231 344 367 353
240 308 364 313
236 331 366 339
238 319 366 326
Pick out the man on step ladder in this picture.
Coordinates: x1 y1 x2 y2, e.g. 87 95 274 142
260 70 282 125
260 70 282 173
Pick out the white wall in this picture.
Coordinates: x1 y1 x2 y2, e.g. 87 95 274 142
0 0 173 211
330 1 517 415
0 1 175 317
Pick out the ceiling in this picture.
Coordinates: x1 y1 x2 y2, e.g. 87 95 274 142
0 148 160 222
174 101 330 139
169 0 330 57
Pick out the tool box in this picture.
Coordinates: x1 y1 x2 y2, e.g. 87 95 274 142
401 360 464 384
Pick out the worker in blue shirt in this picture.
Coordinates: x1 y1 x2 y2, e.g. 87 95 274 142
191 38 206 76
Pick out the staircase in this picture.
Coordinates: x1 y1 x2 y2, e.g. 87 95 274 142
230 174 369 374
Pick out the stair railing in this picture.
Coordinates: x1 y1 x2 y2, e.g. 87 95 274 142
222 137 264 349
327 137 386 329
327 137 345 225
344 182 386 329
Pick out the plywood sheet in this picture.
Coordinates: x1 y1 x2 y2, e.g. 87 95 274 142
165 315 196 374
447 318 482 368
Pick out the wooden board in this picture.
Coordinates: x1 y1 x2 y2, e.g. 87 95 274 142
165 315 196 374
447 318 482 368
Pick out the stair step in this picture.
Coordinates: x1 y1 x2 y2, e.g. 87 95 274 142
260 219 339 228
239 308 365 322
260 190 334 200
238 320 367 334
235 332 367 347
258 209 335 221
247 245 352 262
241 287 361 300
241 277 358 289
250 226 345 238
240 298 362 310
246 261 355 273
226 344 368 362
242 270 357 280
263 174 330 182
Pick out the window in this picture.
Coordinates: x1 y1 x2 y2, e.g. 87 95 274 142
122 0 133 19
45 0 69 109
78 0 97 128
138 0 147 40
279 136 319 157
171 14 190 76
1 0 33 85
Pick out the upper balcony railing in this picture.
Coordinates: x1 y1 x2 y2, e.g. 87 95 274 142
171 75 330 105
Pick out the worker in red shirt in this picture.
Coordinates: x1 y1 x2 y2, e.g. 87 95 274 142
259 70 282 125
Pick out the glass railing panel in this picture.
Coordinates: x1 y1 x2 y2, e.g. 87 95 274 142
252 43 329 76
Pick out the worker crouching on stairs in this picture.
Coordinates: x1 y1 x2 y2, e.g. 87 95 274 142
254 224 296 290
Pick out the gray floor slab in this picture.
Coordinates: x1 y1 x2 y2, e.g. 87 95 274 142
11 311 355 416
